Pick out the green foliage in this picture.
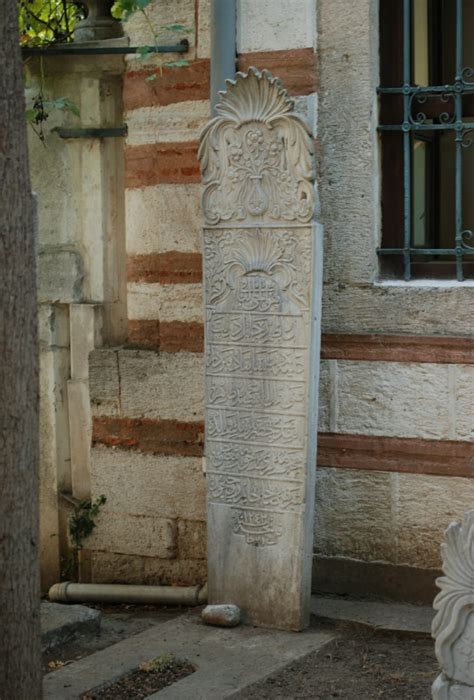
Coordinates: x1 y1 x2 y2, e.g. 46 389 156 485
20 2 191 136
139 654 175 673
19 0 85 47
61 494 106 580
69 494 107 551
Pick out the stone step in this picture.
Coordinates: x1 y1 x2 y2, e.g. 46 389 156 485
41 600 101 652
311 594 434 636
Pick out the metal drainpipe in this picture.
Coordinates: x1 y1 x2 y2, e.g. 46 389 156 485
210 0 237 115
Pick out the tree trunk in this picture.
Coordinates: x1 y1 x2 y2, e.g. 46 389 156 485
0 1 41 697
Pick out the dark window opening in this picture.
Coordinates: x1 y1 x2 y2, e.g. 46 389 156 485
379 0 474 280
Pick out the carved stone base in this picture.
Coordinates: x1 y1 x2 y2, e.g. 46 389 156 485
433 673 474 700
432 510 474 699
74 0 123 42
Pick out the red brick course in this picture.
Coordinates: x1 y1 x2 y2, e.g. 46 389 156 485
127 252 202 284
124 59 210 112
237 48 318 96
128 320 204 353
125 140 200 188
93 416 204 457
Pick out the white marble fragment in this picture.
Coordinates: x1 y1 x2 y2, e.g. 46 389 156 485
432 509 474 699
201 604 241 628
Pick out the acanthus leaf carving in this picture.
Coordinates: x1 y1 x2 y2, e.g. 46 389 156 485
198 68 315 225
432 509 474 699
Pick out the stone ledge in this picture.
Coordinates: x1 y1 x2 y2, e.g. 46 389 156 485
312 555 440 605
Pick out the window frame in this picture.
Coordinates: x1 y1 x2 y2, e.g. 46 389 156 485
378 0 474 281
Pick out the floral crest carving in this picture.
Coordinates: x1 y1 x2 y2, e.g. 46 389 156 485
432 509 474 699
199 68 315 225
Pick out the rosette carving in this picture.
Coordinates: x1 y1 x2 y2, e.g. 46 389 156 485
198 68 315 225
432 509 474 699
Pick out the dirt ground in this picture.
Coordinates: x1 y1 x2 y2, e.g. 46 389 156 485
81 656 195 699
236 629 438 699
43 605 438 698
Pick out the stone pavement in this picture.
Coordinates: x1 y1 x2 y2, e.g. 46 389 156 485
43 609 334 699
311 595 434 636
43 596 434 699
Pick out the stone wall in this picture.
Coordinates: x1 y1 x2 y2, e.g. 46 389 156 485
314 0 474 598
87 0 319 587
32 0 473 599
27 48 127 590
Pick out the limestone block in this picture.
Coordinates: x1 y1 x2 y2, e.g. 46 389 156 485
38 248 83 303
38 303 70 350
432 510 474 699
237 0 315 52
127 281 204 322
318 0 379 285
395 474 474 569
336 361 453 440
91 446 206 521
87 510 177 559
454 365 474 441
90 551 207 586
39 346 71 590
314 469 474 570
126 101 210 145
70 304 97 381
126 184 203 255
141 557 207 586
202 604 241 628
314 467 396 563
68 380 92 502
89 349 120 417
197 0 211 58
177 519 207 560
200 69 322 630
322 282 474 337
118 349 204 421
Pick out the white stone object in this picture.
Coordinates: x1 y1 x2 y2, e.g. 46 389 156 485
432 509 474 699
202 604 241 628
199 68 323 630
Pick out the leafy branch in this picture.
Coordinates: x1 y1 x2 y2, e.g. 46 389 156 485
63 494 106 580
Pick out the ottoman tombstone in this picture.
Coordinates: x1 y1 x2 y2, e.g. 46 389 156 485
199 68 323 630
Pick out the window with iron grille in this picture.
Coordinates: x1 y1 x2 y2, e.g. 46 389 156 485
379 0 474 280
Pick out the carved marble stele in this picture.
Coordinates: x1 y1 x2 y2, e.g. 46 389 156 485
432 509 474 699
198 68 323 630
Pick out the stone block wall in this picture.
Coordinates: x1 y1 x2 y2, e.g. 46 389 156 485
313 0 474 599
32 0 473 599
88 0 320 586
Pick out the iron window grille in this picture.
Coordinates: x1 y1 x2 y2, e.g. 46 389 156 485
378 0 474 281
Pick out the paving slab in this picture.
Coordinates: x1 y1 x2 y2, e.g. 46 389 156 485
41 600 101 652
43 610 335 700
311 595 434 636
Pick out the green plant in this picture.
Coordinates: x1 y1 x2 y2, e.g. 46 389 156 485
65 494 106 580
19 0 85 47
20 1 191 136
139 654 175 673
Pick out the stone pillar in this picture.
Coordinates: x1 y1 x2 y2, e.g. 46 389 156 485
26 47 127 589
199 68 323 631
432 509 474 699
